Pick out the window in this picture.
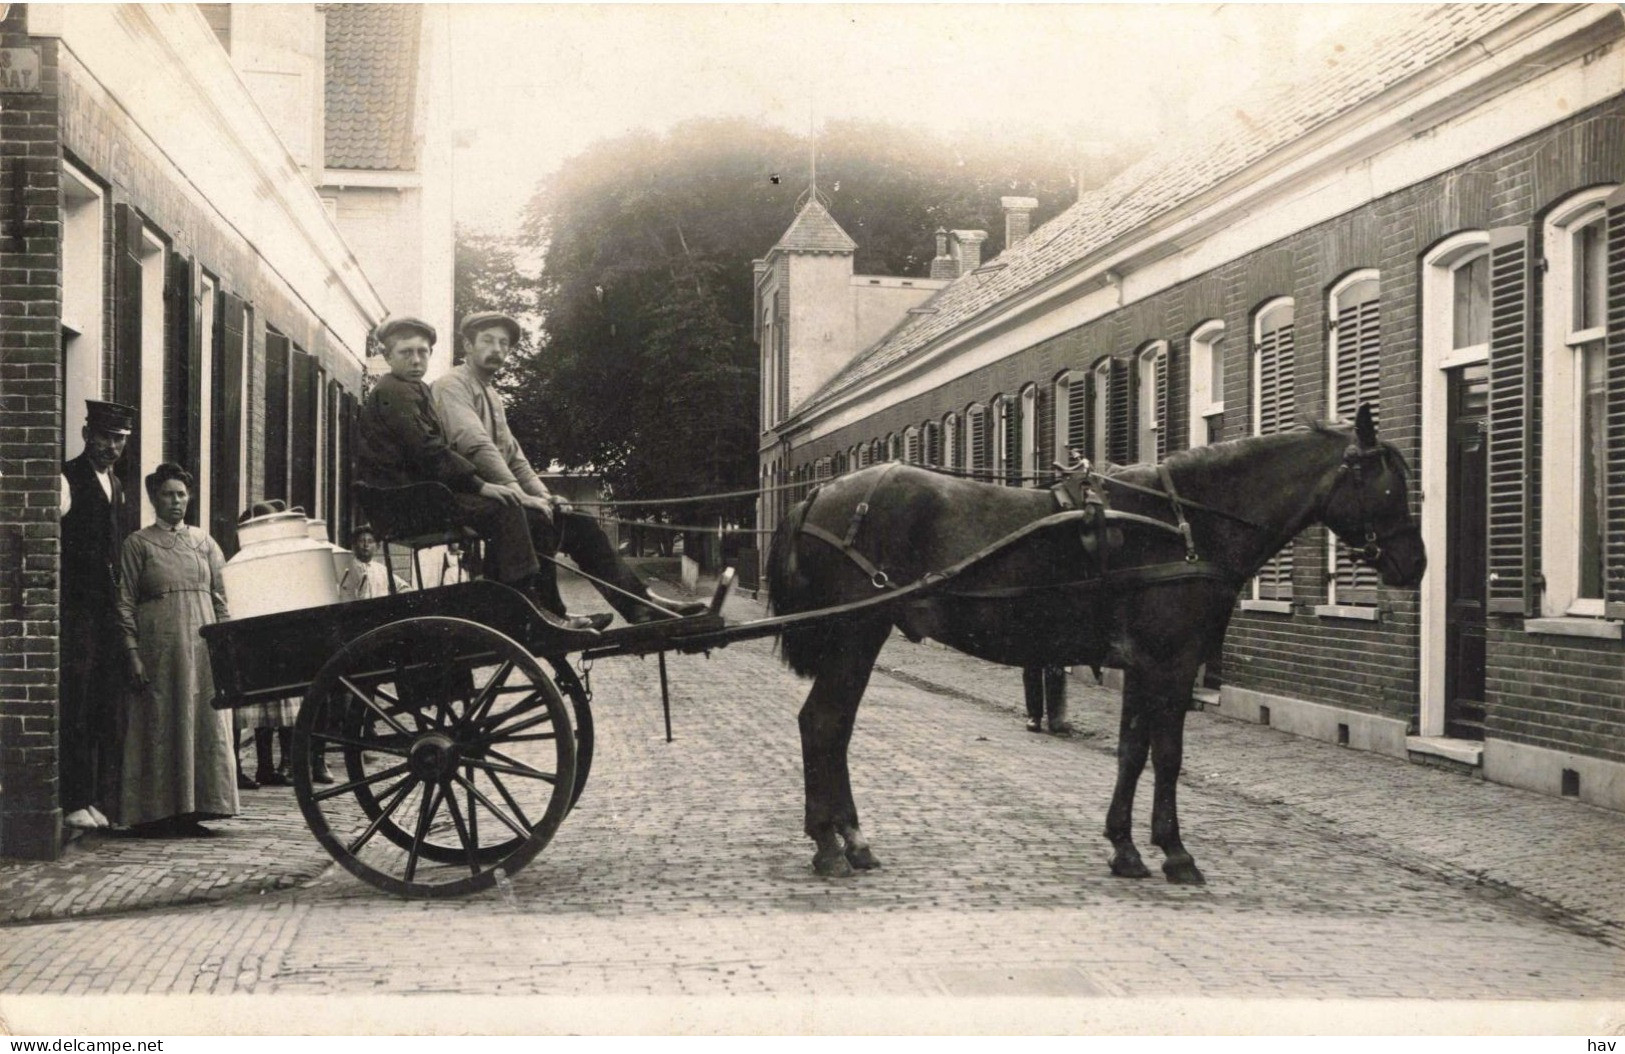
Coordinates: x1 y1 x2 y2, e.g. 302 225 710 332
1018 384 1037 484
1091 359 1111 465
1541 188 1615 616
1053 371 1087 465
923 420 941 467
990 395 1009 480
967 404 989 474
1252 298 1296 601
138 228 167 524
1187 321 1225 448
886 433 900 462
903 426 921 465
1327 272 1381 605
1136 342 1167 463
943 412 960 470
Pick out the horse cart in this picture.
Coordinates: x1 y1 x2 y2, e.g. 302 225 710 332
201 410 1425 896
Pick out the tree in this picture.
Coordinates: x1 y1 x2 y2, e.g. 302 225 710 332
503 117 1118 523
453 228 541 362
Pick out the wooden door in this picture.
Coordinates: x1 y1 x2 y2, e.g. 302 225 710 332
1444 362 1488 740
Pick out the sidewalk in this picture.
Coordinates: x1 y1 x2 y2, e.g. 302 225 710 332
4 571 1622 941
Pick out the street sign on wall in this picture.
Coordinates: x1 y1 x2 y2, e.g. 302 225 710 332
0 47 41 93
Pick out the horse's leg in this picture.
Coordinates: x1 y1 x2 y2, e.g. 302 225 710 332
1149 699 1204 885
1104 674 1152 878
798 617 890 877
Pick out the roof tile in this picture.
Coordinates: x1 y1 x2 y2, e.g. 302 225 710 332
325 4 421 171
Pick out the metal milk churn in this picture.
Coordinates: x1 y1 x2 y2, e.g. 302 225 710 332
306 518 352 583
222 508 341 619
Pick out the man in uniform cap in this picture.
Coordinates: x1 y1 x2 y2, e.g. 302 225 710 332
58 399 137 831
431 311 706 625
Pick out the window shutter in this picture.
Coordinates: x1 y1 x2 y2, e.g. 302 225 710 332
113 205 145 536
1004 396 1022 484
1156 346 1170 463
1256 317 1298 600
1334 292 1382 603
210 293 246 555
1486 226 1537 615
1109 358 1131 465
263 334 290 503
1607 187 1625 618
1066 375 1088 456
325 378 342 540
162 253 195 494
924 422 940 466
1083 370 1099 464
339 389 359 549
1036 384 1054 475
288 348 319 516
904 429 920 465
970 407 988 473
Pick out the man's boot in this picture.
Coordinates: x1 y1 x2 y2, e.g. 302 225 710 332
1045 667 1073 735
254 728 289 786
276 727 295 783
1022 667 1045 733
310 738 334 785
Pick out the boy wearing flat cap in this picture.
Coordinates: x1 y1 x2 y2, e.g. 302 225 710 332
432 311 705 625
58 399 137 831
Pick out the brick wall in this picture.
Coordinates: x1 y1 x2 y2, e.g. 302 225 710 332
0 6 63 858
785 96 1625 759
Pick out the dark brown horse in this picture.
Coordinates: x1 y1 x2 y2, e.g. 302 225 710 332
766 404 1425 883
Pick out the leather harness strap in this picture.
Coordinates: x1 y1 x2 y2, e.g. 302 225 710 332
1157 463 1200 563
797 463 900 588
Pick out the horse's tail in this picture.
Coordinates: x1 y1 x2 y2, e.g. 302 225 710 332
766 491 835 678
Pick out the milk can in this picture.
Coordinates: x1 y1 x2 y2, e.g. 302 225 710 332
222 508 341 618
306 518 353 583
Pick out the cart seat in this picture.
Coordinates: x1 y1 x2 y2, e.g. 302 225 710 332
354 482 484 593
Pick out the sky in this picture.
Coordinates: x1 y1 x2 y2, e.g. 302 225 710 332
447 3 1366 233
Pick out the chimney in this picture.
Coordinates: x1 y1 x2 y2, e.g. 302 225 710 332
929 227 957 281
949 230 988 277
1001 197 1038 248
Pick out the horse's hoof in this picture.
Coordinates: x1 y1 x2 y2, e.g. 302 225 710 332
813 850 855 878
845 844 881 870
1109 854 1151 879
1162 858 1206 885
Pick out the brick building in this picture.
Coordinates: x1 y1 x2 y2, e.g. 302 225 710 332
0 3 446 859
758 4 1625 810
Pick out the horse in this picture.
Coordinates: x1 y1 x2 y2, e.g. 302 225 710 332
765 403 1425 884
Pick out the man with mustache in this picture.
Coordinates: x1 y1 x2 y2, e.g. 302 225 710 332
58 400 137 832
432 311 705 625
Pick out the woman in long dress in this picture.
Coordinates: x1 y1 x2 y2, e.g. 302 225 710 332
116 463 238 836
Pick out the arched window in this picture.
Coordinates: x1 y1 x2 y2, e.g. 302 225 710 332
989 394 1009 481
942 412 960 470
1187 322 1225 448
1252 298 1296 602
886 432 900 462
1091 359 1111 465
1136 341 1167 463
903 426 921 464
1541 187 1616 616
1053 371 1086 465
967 403 989 475
1327 272 1382 605
1018 383 1038 484
922 420 941 466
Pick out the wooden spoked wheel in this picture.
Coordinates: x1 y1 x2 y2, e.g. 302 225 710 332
548 658 593 810
292 616 576 898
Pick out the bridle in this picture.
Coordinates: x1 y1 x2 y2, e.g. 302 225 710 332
1323 441 1420 568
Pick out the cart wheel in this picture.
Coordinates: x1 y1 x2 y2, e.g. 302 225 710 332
293 616 576 898
547 658 593 809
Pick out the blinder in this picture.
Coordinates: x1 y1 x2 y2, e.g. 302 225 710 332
1328 441 1416 568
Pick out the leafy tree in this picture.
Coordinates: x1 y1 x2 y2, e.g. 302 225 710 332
500 116 1123 525
453 228 541 362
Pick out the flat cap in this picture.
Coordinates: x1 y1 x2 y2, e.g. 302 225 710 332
375 315 437 347
459 311 521 345
85 400 136 436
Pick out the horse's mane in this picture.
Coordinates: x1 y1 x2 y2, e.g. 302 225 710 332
1160 414 1410 477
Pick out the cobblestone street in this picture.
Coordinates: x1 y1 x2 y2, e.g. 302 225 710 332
2 586 1623 1033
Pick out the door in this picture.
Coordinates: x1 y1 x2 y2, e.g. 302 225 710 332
1444 362 1488 740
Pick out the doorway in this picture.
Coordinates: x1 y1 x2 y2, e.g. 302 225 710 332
1442 362 1488 740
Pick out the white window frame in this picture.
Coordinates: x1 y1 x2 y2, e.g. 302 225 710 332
1418 231 1491 735
1136 341 1166 464
990 394 1009 477
1187 321 1224 450
1250 298 1295 604
942 412 959 470
138 227 167 525
1325 271 1382 607
1541 186 1616 618
197 273 218 531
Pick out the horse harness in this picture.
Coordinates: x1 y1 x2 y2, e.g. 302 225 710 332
793 461 1249 603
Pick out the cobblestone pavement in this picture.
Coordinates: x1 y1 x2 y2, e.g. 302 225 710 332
2 578 1623 1031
